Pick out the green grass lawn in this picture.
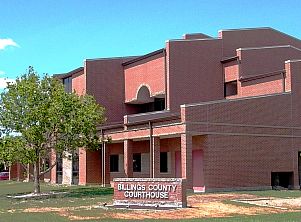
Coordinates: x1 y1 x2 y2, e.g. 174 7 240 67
238 189 301 198
0 180 114 222
0 181 300 222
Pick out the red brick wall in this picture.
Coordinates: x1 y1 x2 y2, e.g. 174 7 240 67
203 135 294 188
78 148 87 185
86 150 101 184
182 92 299 189
240 74 284 97
124 53 165 103
72 71 86 95
79 148 101 184
50 150 56 184
9 163 25 181
238 46 301 79
167 39 224 111
289 60 301 186
9 163 18 180
85 57 136 123
220 28 301 57
224 61 239 82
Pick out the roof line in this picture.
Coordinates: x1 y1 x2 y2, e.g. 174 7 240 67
285 59 301 63
220 56 239 63
85 55 138 62
122 48 164 66
167 37 220 42
181 92 290 108
269 28 301 42
182 33 212 38
53 67 84 79
237 45 301 52
240 69 285 82
218 27 271 33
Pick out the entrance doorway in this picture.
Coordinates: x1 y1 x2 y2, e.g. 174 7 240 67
192 150 204 192
271 172 293 189
175 150 205 191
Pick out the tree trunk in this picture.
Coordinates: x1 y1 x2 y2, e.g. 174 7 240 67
33 160 40 194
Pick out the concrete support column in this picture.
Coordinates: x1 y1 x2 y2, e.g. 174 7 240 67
62 152 72 185
102 143 110 186
152 137 160 178
124 139 133 178
181 134 193 189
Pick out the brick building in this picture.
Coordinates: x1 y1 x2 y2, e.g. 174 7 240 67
46 28 301 191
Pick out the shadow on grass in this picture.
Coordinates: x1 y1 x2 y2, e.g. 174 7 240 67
1 181 113 200
59 187 113 198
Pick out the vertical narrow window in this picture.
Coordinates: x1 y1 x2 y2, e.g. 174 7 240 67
72 151 79 185
63 77 72 93
110 155 119 172
133 153 141 172
160 152 168 173
154 98 165 111
224 80 237 97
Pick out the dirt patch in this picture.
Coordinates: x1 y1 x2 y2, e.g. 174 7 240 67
188 193 257 204
23 205 109 221
109 194 294 220
21 193 301 220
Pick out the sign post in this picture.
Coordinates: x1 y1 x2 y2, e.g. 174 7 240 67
113 178 186 209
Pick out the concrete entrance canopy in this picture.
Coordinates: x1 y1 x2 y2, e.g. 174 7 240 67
106 111 184 142
99 110 197 189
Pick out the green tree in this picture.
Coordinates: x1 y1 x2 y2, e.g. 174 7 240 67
0 67 105 193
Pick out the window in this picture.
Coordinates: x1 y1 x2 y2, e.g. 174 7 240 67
56 154 63 184
154 98 165 111
63 77 72 93
160 152 168 173
133 153 141 172
133 98 166 114
110 155 119 172
224 81 237 97
72 151 79 185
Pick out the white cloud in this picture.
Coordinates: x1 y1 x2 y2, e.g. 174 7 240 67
0 38 19 50
0 77 15 89
0 71 4 75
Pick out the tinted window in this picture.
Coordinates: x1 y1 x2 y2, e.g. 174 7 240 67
133 153 141 172
224 81 237 97
110 155 119 172
160 152 168 173
63 77 72 93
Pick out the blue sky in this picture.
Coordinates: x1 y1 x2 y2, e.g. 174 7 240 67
1 0 301 88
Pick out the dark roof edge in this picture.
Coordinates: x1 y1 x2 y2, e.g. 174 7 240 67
220 56 239 63
122 48 164 66
239 69 285 82
53 67 84 79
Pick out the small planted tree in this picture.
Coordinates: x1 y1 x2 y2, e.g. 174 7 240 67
0 67 105 193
